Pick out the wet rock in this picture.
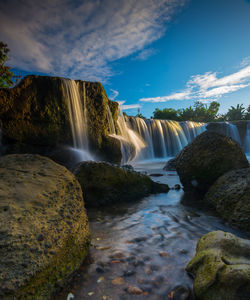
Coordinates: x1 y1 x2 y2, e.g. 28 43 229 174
175 131 248 196
204 168 250 231
186 231 250 300
149 173 164 177
123 269 136 277
163 158 176 171
172 184 181 190
126 285 144 295
121 164 134 171
168 285 190 300
0 154 91 299
74 161 169 207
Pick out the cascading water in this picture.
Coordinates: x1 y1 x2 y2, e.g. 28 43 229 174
245 121 250 154
225 122 241 144
106 106 116 135
111 106 206 163
62 79 94 161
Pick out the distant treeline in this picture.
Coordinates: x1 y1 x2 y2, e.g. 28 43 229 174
132 102 250 122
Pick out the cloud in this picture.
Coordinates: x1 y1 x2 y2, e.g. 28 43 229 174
109 89 119 100
140 62 250 102
0 0 186 82
122 104 142 110
133 48 157 61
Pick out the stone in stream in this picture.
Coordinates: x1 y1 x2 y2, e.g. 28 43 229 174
168 285 190 300
74 161 170 207
175 131 249 197
163 158 176 171
204 168 250 231
186 231 250 300
0 154 91 300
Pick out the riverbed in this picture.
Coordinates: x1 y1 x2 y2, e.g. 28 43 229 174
54 159 249 300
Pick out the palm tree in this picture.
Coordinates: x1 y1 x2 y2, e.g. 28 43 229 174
226 104 245 121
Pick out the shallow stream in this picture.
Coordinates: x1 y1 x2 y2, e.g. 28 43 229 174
54 160 249 300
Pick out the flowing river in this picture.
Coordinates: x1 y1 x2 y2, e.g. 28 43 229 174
54 159 249 300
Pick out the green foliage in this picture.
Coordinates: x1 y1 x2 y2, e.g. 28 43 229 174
245 105 250 120
152 101 220 122
0 41 15 88
136 113 146 119
225 104 246 121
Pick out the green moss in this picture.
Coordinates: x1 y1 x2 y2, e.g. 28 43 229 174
11 232 91 300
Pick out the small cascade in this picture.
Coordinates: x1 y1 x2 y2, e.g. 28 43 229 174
106 106 116 135
225 122 241 144
62 79 94 161
110 109 146 164
111 106 206 163
245 121 250 154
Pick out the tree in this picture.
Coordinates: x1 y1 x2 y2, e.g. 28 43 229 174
152 108 180 120
0 41 15 88
225 104 245 121
245 105 250 120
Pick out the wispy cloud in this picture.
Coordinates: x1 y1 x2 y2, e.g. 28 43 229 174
0 0 186 82
122 104 142 110
133 48 157 61
109 89 119 100
140 63 250 102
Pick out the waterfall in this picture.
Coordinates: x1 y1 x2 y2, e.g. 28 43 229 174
111 106 206 163
62 79 94 161
225 122 241 144
106 106 116 135
245 121 250 154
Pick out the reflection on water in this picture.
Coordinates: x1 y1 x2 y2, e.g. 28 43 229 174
54 160 249 300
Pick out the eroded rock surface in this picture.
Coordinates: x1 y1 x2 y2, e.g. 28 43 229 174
175 131 248 196
74 161 169 207
0 154 90 299
204 168 250 231
186 231 250 300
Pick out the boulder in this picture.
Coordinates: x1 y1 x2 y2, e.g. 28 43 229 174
186 231 250 300
0 154 91 299
0 75 121 164
175 131 249 196
163 158 176 171
204 168 250 231
74 161 169 207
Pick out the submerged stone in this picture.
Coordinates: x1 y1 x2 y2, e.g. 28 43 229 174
0 154 90 299
186 231 250 300
74 161 169 207
175 131 249 196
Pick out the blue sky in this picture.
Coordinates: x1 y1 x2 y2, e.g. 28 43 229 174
1 0 250 118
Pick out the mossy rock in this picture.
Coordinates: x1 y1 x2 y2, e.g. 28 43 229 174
204 168 250 231
74 161 169 207
186 231 250 300
175 131 249 196
0 75 121 164
0 154 91 299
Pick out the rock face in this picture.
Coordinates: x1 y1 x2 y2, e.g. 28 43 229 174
175 131 249 196
186 231 250 300
74 161 170 207
163 158 176 171
0 75 121 164
206 120 247 144
204 168 250 231
0 154 91 299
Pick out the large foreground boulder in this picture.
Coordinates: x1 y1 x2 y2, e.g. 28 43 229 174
175 131 249 195
186 231 250 300
74 161 169 207
0 154 91 299
204 168 250 231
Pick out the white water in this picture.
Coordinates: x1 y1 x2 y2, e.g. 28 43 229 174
106 106 116 135
245 121 250 154
111 107 206 163
62 79 94 161
225 122 241 144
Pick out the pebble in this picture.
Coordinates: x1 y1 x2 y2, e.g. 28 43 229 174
168 285 190 300
112 277 125 285
126 285 143 295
